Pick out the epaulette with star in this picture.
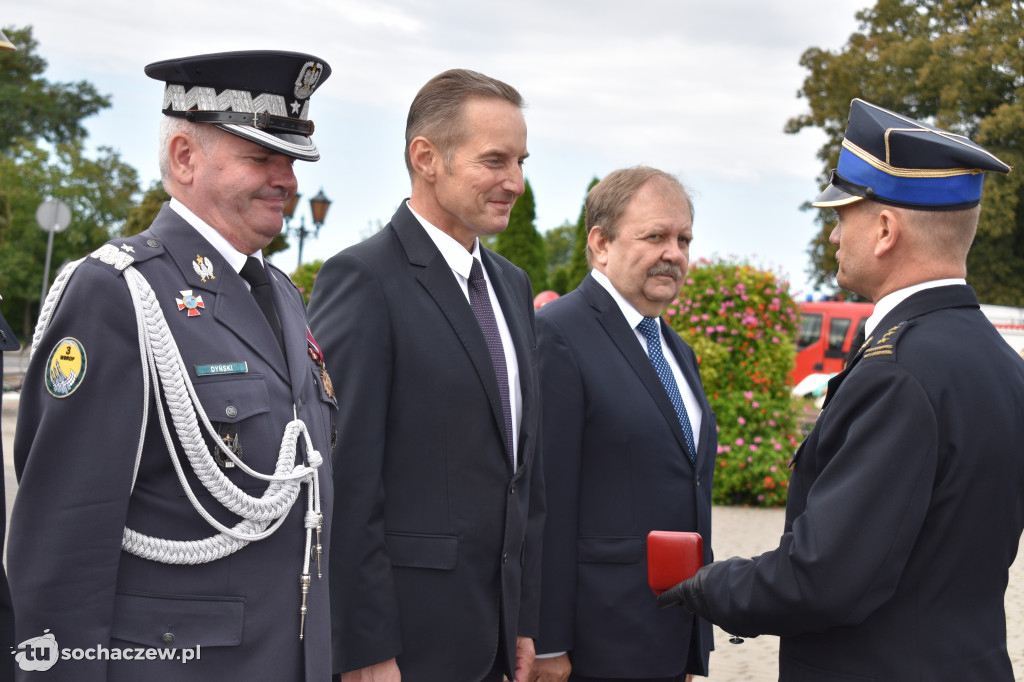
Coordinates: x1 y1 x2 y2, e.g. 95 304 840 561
86 235 165 276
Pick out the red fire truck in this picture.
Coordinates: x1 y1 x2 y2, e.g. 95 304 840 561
792 300 1024 387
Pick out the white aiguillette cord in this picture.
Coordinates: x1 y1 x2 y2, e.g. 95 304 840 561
34 255 324 639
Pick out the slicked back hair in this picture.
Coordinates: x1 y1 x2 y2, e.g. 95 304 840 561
404 69 524 176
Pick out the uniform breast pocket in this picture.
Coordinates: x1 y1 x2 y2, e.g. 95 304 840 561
192 375 273 475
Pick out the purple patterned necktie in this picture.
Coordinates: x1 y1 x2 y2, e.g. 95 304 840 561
638 317 696 464
467 258 514 467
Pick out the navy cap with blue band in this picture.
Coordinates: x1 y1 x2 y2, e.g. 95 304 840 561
813 98 1011 211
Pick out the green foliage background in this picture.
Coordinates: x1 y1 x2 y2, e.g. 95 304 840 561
667 259 801 506
0 26 139 339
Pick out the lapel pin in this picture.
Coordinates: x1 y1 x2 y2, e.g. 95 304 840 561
193 254 216 282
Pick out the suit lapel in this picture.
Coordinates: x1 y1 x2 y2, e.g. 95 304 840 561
148 205 289 383
582 275 695 463
662 323 711 465
267 263 309 402
392 205 510 457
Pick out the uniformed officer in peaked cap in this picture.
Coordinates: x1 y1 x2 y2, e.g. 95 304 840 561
658 99 1024 681
9 51 337 681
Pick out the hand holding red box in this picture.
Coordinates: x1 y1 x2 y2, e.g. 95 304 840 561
647 531 703 595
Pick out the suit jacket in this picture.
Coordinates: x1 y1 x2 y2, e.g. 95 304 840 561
9 205 336 681
307 202 543 681
699 285 1024 681
535 274 715 678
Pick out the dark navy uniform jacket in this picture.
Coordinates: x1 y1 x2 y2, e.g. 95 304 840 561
699 285 1024 681
9 205 336 681
535 274 715 678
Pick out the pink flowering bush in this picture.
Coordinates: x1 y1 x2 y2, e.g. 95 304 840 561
665 258 801 506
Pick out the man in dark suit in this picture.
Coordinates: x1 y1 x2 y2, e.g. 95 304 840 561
8 51 336 680
658 99 1023 681
307 69 542 682
530 167 714 682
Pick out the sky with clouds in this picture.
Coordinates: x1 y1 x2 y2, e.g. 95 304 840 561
5 0 871 295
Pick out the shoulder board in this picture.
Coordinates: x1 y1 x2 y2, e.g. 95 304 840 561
85 235 165 275
861 321 911 360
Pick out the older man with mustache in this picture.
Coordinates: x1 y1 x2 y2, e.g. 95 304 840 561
530 166 716 682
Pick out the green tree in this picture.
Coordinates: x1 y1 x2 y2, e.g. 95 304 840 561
0 27 139 338
494 179 547 292
0 140 139 337
566 177 600 291
542 222 575 294
0 26 111 153
788 0 1024 304
123 180 170 237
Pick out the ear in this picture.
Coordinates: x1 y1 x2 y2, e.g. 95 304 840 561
874 208 901 257
587 225 611 268
167 132 200 187
409 137 441 182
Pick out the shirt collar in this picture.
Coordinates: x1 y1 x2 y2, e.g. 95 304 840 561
169 197 262 275
406 200 481 278
865 278 966 337
591 269 648 332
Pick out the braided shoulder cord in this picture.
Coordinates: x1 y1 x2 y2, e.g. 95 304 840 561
32 256 323 567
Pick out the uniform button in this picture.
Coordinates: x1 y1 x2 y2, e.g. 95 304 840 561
502 552 509 563
225 406 238 418
696 479 701 487
510 485 516 495
161 632 175 645
146 239 160 248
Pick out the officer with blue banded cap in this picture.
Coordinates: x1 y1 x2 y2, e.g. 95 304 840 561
657 99 1024 681
9 51 337 681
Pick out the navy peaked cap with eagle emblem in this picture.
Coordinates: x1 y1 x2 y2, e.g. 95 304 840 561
145 50 331 162
813 98 1011 211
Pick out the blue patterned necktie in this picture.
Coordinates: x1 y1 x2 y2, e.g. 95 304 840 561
467 258 515 467
637 317 696 464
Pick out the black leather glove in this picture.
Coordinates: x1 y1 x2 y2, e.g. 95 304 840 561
656 562 714 620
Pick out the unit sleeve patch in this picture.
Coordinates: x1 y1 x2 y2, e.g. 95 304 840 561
45 337 87 398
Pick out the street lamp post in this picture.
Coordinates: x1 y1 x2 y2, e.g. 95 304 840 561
283 189 331 267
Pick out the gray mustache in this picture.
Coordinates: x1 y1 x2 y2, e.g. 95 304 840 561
647 263 683 279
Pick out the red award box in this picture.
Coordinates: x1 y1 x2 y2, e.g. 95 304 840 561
647 531 703 595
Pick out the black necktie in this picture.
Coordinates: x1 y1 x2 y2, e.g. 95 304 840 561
467 258 514 467
240 257 286 356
